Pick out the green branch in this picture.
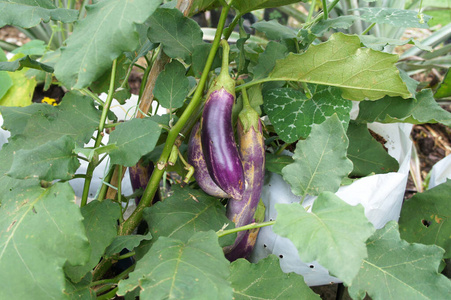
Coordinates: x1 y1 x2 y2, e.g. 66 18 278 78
217 221 276 238
117 5 232 236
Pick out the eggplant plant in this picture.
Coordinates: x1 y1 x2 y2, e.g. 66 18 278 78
0 0 451 299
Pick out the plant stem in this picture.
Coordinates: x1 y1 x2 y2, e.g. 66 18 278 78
116 250 135 260
97 165 115 201
96 287 118 300
306 0 317 23
322 0 328 20
79 88 105 105
223 13 242 40
216 221 276 238
361 23 376 35
117 5 231 236
80 59 117 207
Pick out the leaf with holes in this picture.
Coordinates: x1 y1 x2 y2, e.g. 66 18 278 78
108 118 162 167
348 221 451 299
264 86 352 143
399 180 451 258
268 33 410 101
117 231 233 299
0 183 89 299
273 192 375 285
54 0 162 88
281 114 353 196
229 255 320 299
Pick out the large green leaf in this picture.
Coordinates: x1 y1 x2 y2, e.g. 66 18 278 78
353 7 432 29
346 121 399 177
273 192 375 285
143 185 235 247
54 0 162 89
267 33 410 101
357 89 451 127
1 92 101 143
281 114 353 197
229 255 320 299
64 200 121 283
348 221 451 299
233 0 302 14
399 180 451 258
153 60 189 109
264 86 352 143
7 135 80 181
108 118 162 167
0 0 78 28
147 8 204 63
0 183 89 299
117 231 233 300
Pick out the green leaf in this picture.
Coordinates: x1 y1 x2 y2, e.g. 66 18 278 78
74 144 118 163
65 273 95 300
65 200 121 283
189 0 218 15
264 85 352 143
54 0 162 89
268 33 411 101
347 121 399 177
105 232 153 256
143 185 235 247
357 89 451 127
281 114 353 196
250 41 288 80
117 231 233 300
0 50 13 99
191 43 221 78
435 68 451 98
229 255 320 299
7 135 80 181
353 8 432 29
310 15 358 36
0 55 54 72
1 92 101 144
399 180 451 258
153 60 189 109
147 8 204 63
273 192 375 285
0 0 78 28
348 221 451 300
265 153 293 175
233 0 301 14
0 183 90 299
251 20 297 40
108 118 162 167
0 67 36 107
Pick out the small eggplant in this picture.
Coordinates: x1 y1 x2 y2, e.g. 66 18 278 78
201 40 244 200
188 122 230 198
129 161 159 205
224 88 265 257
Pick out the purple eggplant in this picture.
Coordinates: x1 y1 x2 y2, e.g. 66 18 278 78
129 162 158 205
224 88 265 258
188 122 230 198
201 40 244 200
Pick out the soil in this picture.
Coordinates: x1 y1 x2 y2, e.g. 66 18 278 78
2 24 450 300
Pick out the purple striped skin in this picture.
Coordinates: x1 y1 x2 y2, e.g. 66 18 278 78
225 223 260 262
129 162 153 205
188 122 230 198
201 88 245 200
224 118 265 257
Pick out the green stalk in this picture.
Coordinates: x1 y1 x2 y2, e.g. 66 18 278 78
90 264 134 287
361 23 376 35
80 59 118 207
97 165 115 201
217 221 276 238
96 287 118 300
322 0 328 20
306 0 317 23
223 13 242 40
117 5 231 236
